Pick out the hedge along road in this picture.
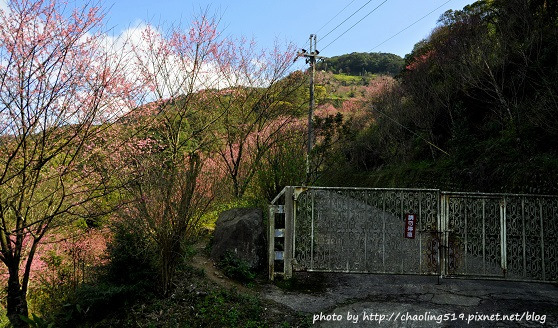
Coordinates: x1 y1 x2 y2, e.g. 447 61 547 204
262 272 558 327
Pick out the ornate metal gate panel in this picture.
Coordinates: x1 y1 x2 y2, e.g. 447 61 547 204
440 192 558 281
442 193 504 278
269 187 558 282
293 187 440 275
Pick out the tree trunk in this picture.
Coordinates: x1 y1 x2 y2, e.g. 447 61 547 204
6 265 29 328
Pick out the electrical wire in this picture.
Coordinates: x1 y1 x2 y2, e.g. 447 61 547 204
370 0 453 52
320 0 377 42
315 0 358 35
322 0 389 52
289 1 454 157
371 106 450 156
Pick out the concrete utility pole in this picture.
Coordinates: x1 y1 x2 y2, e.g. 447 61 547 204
296 34 324 184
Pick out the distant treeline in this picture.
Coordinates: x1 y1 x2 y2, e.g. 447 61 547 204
316 52 404 76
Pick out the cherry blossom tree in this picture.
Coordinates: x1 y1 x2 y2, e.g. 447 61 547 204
0 0 133 325
116 14 223 296
213 40 303 198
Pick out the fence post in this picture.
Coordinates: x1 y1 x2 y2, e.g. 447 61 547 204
284 186 295 279
439 193 448 278
500 197 507 277
268 205 276 280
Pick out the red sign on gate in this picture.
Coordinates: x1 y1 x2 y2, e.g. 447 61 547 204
404 214 416 239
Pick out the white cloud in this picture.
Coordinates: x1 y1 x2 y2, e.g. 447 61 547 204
105 22 228 102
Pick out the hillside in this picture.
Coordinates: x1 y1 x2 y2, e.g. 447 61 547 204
316 52 404 76
310 1 558 195
2 0 557 326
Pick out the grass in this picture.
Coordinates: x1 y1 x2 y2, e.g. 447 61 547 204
80 250 313 328
88 265 268 327
332 73 376 85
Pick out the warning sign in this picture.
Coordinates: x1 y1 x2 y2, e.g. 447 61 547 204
404 214 416 239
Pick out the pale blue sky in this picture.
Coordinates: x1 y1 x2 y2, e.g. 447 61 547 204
103 0 475 62
0 0 476 63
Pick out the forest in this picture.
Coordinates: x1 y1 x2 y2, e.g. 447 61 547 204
320 0 558 195
316 52 404 76
0 0 557 326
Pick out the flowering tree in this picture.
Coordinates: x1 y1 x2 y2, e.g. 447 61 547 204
23 228 108 317
254 120 307 201
213 40 303 198
0 0 132 325
117 15 222 296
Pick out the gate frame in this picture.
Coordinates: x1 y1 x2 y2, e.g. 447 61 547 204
269 186 558 282
268 186 299 280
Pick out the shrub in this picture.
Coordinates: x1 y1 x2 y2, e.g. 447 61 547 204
104 220 158 288
218 252 256 283
255 130 306 201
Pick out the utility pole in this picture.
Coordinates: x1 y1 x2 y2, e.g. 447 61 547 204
296 34 324 184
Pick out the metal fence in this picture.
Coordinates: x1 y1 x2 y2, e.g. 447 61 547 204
269 186 558 282
442 192 558 281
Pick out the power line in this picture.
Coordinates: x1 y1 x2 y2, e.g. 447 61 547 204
315 0 358 35
370 0 453 52
371 106 450 156
322 0 389 52
321 0 377 42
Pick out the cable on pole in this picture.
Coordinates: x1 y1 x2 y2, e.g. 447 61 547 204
370 0 453 51
371 106 450 156
320 0 377 42
315 0 358 35
293 35 325 184
322 0 389 52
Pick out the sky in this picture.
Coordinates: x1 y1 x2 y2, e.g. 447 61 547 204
0 0 477 68
102 0 476 60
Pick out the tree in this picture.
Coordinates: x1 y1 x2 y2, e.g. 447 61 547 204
255 122 307 201
316 52 404 76
404 0 558 146
0 0 132 326
213 39 303 199
367 0 558 192
116 15 222 295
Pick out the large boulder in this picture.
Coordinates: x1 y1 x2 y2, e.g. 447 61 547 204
210 207 265 270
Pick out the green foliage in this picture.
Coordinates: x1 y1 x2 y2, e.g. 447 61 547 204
325 0 558 194
255 129 306 201
311 112 355 185
317 52 404 76
8 1 558 326
19 314 54 328
0 310 9 327
40 221 159 326
272 70 310 116
332 73 371 85
27 252 74 321
104 220 158 288
93 266 273 327
54 283 139 327
194 290 263 327
218 252 256 283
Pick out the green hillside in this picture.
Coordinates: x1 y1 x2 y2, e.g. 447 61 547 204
2 0 558 326
312 0 558 195
316 52 404 76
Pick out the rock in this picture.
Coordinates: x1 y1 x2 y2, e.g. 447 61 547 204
210 207 265 270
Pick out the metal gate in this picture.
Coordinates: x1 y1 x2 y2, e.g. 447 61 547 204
268 187 558 282
441 192 558 281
